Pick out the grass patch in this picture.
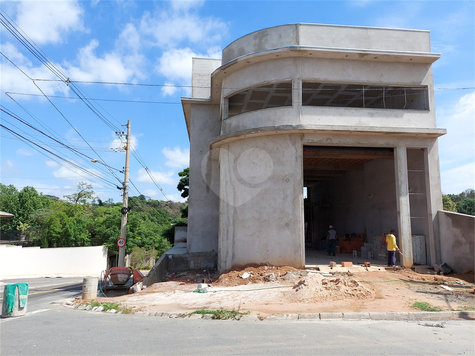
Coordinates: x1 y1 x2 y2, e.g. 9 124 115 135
86 300 134 314
412 301 443 312
189 308 250 320
101 302 121 312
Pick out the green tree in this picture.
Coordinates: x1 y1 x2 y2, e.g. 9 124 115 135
177 168 189 198
457 198 475 216
442 194 457 212
64 182 95 205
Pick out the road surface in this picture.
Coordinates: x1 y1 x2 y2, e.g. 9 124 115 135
1 277 474 355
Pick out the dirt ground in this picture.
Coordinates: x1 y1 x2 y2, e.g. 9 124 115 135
95 265 475 317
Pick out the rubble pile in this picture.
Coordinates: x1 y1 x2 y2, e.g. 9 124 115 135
213 265 300 287
287 273 375 303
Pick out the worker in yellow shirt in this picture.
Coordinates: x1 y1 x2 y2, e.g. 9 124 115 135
386 229 400 267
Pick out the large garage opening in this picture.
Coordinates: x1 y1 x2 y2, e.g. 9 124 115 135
303 146 398 260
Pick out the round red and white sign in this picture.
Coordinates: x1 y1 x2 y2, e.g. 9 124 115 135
116 238 126 248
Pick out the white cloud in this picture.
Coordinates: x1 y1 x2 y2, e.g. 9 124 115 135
16 148 33 156
109 133 139 152
136 168 176 185
65 40 144 82
7 160 13 167
166 193 187 203
162 83 178 96
156 47 221 93
116 23 142 53
156 47 196 84
45 161 58 167
170 0 205 12
14 0 85 45
144 189 157 197
0 43 69 97
140 6 227 49
438 91 475 166
438 91 475 193
162 147 189 168
52 163 102 182
441 162 475 194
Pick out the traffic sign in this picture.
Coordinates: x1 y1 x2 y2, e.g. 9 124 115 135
117 238 126 248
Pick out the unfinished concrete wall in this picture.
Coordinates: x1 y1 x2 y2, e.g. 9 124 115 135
187 105 220 253
192 58 221 98
222 24 432 64
363 159 398 242
183 24 445 272
0 245 107 279
438 211 475 274
218 134 304 272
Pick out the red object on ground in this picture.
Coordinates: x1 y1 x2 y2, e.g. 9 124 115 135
109 266 132 285
132 269 144 284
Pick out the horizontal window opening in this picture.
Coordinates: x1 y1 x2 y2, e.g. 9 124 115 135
302 82 429 110
227 81 292 118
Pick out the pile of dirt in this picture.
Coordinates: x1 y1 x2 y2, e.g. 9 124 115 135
213 265 301 287
287 273 375 303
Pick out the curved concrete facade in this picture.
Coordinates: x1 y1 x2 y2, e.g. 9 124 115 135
182 24 445 273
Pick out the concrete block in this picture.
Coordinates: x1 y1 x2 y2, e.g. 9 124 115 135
341 262 353 267
265 314 298 321
188 314 203 319
329 261 337 267
298 313 320 320
240 314 261 321
370 312 409 320
343 312 370 320
319 312 344 320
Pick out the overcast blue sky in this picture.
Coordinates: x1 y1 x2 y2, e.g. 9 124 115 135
0 0 473 202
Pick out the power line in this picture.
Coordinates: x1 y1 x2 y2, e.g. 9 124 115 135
0 123 120 188
28 79 475 92
4 92 181 105
0 107 123 173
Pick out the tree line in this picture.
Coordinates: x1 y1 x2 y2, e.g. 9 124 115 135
0 182 188 260
442 189 475 216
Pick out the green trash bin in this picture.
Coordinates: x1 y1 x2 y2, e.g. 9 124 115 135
1 283 29 318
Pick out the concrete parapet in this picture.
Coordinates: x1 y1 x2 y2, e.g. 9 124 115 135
142 253 168 287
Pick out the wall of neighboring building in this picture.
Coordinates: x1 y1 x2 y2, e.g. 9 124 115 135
0 245 107 279
218 134 305 272
438 211 475 274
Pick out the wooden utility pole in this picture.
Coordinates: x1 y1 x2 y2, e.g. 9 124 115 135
118 120 131 267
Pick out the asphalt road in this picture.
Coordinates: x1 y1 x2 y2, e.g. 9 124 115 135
1 278 474 355
0 277 84 312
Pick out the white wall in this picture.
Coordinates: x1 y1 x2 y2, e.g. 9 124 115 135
0 245 107 279
438 211 475 274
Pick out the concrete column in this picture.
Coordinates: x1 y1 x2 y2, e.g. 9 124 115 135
394 146 413 267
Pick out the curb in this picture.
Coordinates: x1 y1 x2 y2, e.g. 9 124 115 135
64 302 475 321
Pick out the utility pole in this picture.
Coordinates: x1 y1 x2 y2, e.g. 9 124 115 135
118 120 131 267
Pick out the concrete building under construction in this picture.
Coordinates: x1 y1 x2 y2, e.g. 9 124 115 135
181 23 448 273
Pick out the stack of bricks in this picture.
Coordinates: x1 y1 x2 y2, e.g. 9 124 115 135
338 234 365 254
